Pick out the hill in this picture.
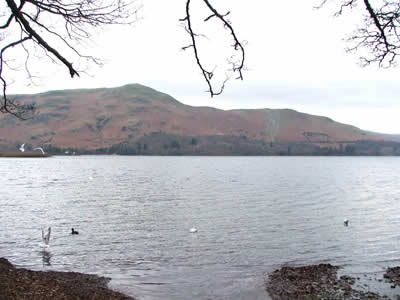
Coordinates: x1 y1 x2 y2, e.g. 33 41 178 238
0 84 399 155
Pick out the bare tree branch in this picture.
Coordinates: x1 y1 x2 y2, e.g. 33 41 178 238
0 35 36 119
1 0 245 119
319 0 400 68
0 0 139 119
181 0 245 97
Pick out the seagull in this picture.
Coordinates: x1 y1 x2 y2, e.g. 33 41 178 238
189 228 198 233
33 147 45 155
19 143 25 152
41 227 51 245
71 228 79 235
344 219 349 226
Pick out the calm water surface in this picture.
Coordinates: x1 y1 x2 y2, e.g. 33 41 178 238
1 156 400 299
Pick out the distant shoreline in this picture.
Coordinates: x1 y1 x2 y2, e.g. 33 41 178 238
2 151 400 157
0 152 52 158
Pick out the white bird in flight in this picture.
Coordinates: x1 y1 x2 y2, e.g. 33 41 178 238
34 147 45 155
42 227 51 245
19 143 25 152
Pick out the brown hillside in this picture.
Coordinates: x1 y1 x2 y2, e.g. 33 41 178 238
0 84 387 151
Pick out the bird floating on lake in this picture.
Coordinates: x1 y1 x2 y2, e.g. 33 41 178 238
189 228 198 233
41 227 51 245
33 147 45 155
344 219 349 226
71 228 79 235
19 143 25 152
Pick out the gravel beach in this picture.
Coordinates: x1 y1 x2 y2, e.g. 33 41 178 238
265 263 400 300
4 256 400 299
0 257 134 300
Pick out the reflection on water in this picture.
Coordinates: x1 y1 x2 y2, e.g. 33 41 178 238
40 249 52 266
0 156 400 299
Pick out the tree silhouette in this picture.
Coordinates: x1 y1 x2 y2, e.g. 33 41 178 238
319 0 400 68
3 0 400 120
180 0 245 97
0 0 245 119
1 0 141 118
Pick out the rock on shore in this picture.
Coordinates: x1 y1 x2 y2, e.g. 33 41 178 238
0 258 134 300
384 266 400 289
266 263 384 300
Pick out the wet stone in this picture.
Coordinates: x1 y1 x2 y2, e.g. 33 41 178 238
266 263 384 300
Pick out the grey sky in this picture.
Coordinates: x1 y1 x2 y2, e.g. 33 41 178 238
6 0 400 133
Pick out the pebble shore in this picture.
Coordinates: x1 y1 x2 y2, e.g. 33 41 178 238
0 258 134 300
3 256 400 299
266 263 400 300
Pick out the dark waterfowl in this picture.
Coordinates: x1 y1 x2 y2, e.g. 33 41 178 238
71 228 79 235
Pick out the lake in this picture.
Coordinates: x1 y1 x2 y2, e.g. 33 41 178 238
1 156 400 299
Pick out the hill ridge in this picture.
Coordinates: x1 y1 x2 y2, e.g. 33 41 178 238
0 84 399 155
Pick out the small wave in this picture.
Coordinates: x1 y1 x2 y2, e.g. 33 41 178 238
38 243 50 248
140 282 167 286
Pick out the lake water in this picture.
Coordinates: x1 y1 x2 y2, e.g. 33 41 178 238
1 156 400 299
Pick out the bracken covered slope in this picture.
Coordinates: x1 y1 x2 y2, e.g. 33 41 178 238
0 84 395 154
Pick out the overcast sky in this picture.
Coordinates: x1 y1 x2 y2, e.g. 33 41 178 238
7 0 400 134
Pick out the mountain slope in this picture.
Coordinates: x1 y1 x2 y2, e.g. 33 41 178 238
0 84 396 154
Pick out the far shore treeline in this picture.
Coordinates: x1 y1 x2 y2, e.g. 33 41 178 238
4 136 399 156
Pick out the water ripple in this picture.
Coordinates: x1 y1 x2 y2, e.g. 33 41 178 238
1 156 400 299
